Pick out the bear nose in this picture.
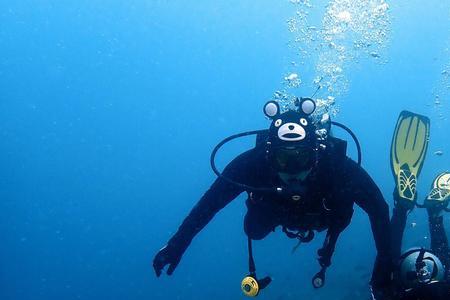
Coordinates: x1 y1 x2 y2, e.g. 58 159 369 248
289 125 295 130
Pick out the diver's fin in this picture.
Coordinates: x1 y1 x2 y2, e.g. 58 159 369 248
423 172 450 210
390 111 430 207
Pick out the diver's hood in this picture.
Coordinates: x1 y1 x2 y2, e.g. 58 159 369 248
398 248 446 290
264 98 317 149
263 98 320 173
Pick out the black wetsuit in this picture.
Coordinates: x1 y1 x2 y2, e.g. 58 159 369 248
166 142 391 286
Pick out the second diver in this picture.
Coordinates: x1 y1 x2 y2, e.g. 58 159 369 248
388 111 450 300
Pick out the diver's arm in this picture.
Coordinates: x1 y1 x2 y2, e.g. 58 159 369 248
153 152 250 276
342 158 392 287
166 171 245 255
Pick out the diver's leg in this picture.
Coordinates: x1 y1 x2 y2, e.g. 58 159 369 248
428 213 450 277
390 206 409 260
244 207 277 240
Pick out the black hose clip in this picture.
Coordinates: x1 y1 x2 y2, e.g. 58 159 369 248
282 227 315 243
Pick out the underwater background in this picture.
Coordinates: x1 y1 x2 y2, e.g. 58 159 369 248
1 0 450 299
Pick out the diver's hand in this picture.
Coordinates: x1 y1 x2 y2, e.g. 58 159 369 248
153 245 182 277
370 285 394 300
370 258 395 300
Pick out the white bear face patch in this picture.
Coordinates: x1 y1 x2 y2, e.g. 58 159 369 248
277 122 306 141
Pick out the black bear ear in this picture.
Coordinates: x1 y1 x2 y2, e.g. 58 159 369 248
299 98 316 115
263 101 280 119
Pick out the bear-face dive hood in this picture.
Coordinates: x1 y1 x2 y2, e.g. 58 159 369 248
263 98 319 173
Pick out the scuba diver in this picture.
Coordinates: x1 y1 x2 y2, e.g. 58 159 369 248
387 111 450 300
153 98 392 297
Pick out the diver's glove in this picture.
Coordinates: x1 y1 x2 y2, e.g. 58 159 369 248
370 284 394 300
153 245 182 277
370 256 394 299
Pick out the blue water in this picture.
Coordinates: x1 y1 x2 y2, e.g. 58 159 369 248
1 1 450 299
